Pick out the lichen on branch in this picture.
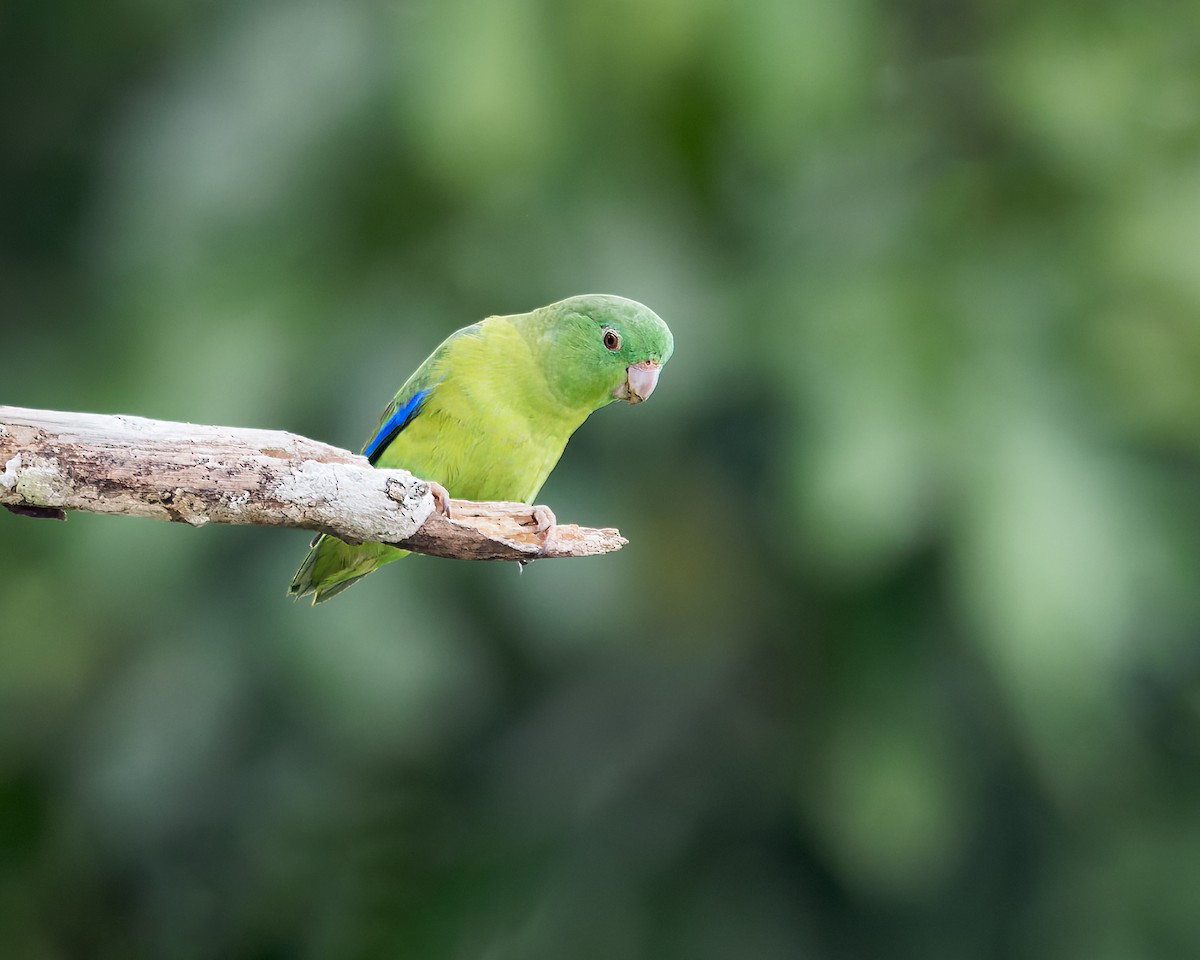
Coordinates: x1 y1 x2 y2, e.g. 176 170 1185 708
0 405 627 562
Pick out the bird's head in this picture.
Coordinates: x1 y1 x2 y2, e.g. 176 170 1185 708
534 294 674 413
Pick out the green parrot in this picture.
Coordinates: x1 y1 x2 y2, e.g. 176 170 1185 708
289 294 674 603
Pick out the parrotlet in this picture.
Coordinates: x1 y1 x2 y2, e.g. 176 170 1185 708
289 294 674 603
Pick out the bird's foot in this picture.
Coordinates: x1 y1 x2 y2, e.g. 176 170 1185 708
528 503 557 556
529 504 556 536
429 481 452 518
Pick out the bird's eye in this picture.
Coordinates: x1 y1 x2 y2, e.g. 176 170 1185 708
602 328 622 351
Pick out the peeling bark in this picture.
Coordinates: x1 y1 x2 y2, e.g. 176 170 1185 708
0 406 627 562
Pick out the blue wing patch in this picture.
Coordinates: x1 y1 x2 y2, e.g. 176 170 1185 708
363 388 431 464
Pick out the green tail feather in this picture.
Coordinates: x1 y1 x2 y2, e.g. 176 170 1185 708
288 535 409 604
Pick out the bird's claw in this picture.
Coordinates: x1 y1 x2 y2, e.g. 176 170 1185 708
529 503 556 536
429 481 452 518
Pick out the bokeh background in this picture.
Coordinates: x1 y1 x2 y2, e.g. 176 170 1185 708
4 0 1200 957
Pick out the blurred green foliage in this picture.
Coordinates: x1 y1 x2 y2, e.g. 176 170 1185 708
4 0 1200 957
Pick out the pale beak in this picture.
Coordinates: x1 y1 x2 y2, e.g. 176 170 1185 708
613 360 661 404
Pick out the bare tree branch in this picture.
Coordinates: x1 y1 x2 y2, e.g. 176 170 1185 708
0 405 627 561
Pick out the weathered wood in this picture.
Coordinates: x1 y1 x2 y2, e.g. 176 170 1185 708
407 502 627 561
0 405 627 562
